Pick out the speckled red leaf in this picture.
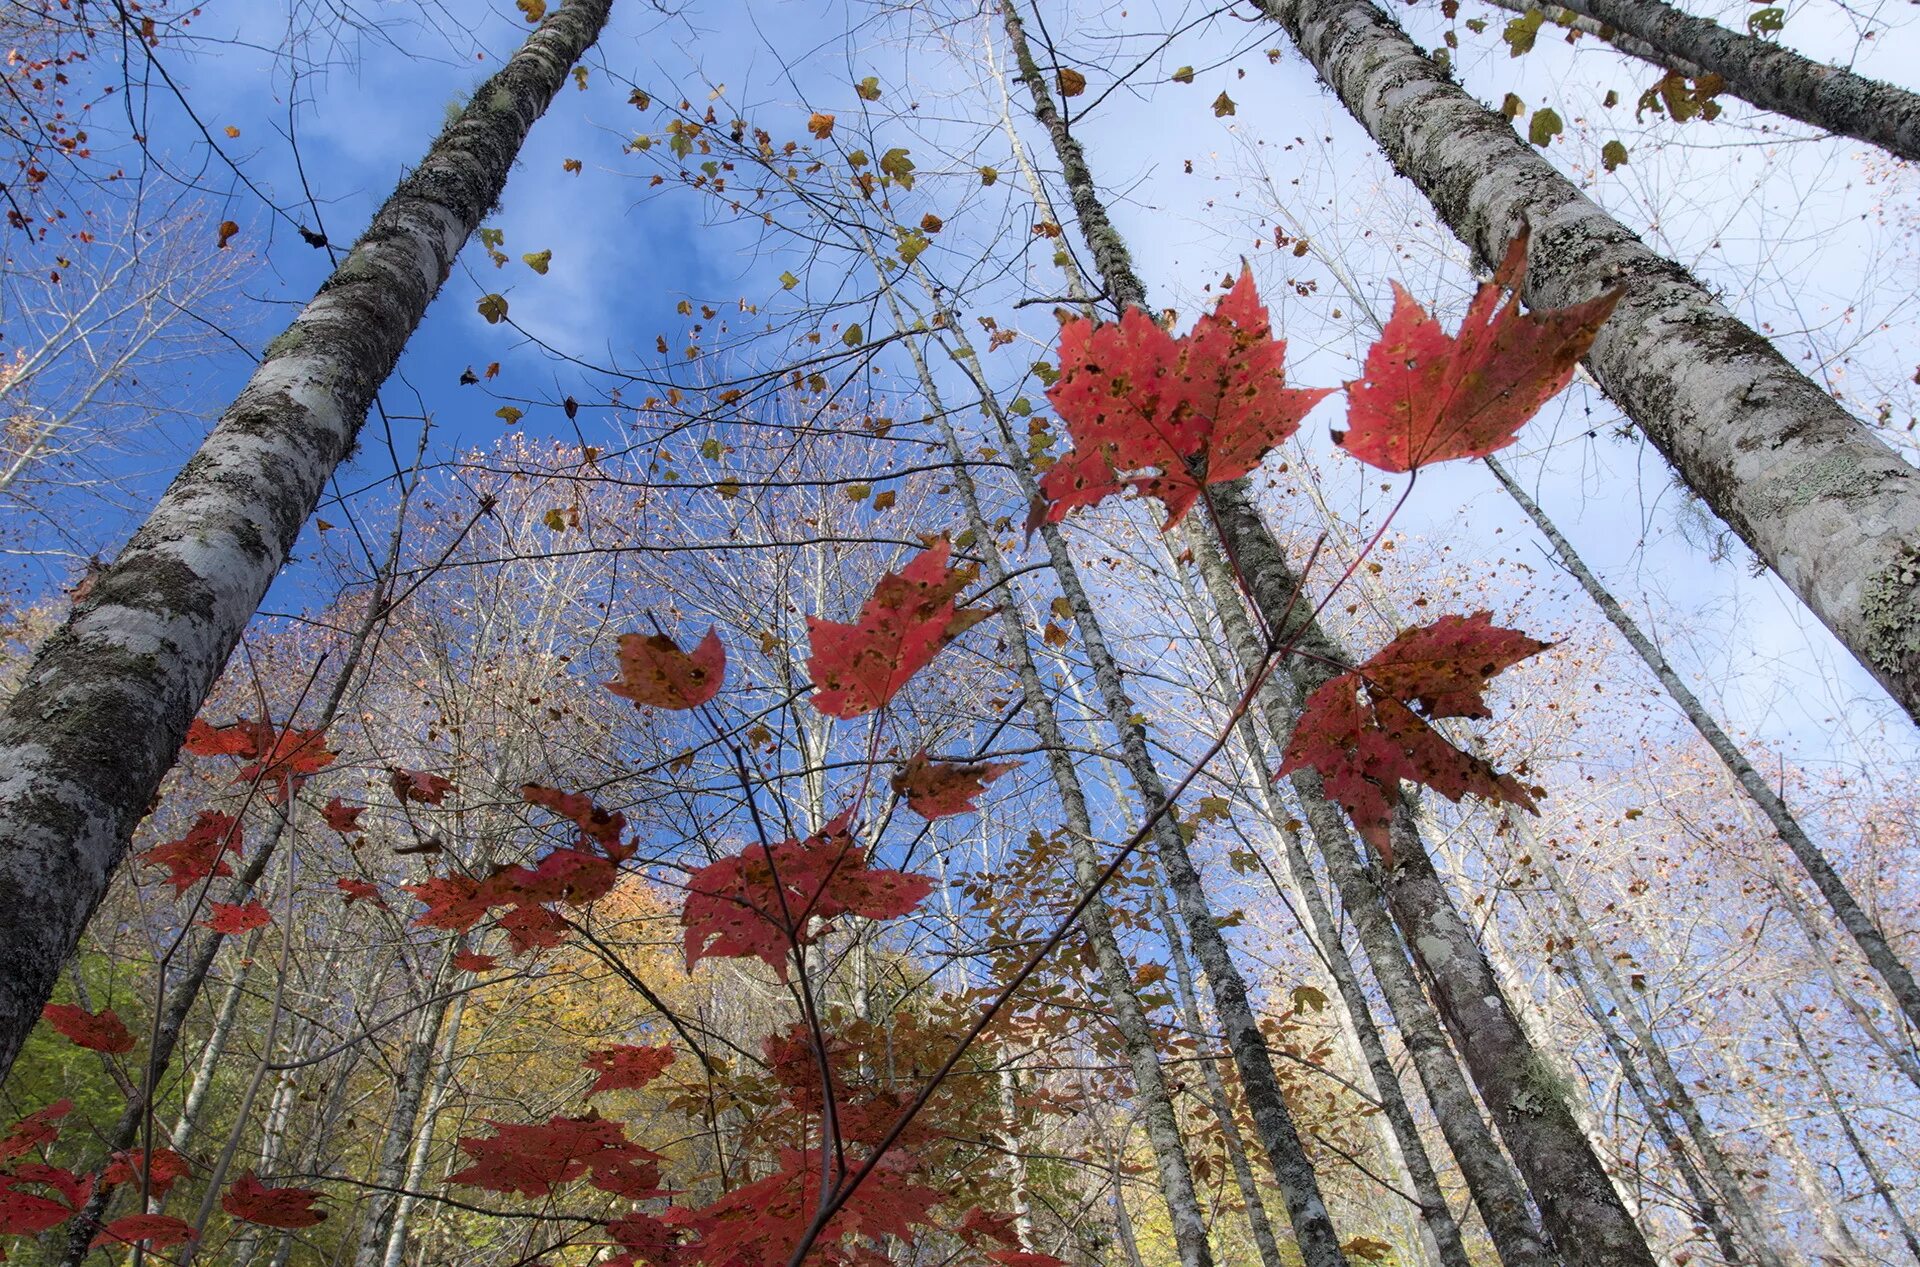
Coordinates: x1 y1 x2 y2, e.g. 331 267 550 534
390 768 454 805
91 1213 194 1249
102 1149 191 1200
892 752 1017 820
583 1044 675 1095
220 1172 326 1229
202 900 272 934
185 719 334 800
1279 612 1548 854
40 1004 134 1054
322 798 364 833
335 877 384 906
806 539 991 718
451 950 498 972
449 1114 664 1200
1040 268 1332 526
0 1101 71 1162
605 627 725 710
605 1211 680 1267
0 1160 91 1235
1338 232 1621 472
139 810 242 894
521 784 632 860
682 812 933 976
665 1147 940 1267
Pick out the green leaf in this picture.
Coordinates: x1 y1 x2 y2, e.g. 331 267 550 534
495 405 523 425
1292 984 1328 1012
1010 397 1032 416
477 293 509 324
1601 139 1628 171
1171 65 1194 84
1501 92 1524 120
700 438 723 460
1528 107 1563 146
979 166 999 186
779 270 799 290
1212 91 1236 117
844 483 871 501
1502 8 1544 55
1747 5 1783 34
878 147 915 188
842 323 863 347
855 75 882 100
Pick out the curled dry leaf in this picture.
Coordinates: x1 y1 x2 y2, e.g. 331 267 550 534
892 752 1017 820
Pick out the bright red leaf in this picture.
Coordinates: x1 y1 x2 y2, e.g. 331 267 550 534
990 1254 1070 1267
322 798 365 833
102 1148 190 1199
521 784 633 861
806 539 991 718
40 1004 134 1053
1039 267 1331 527
336 877 384 906
202 900 272 934
91 1213 194 1249
892 752 1017 820
390 768 454 805
138 810 242 894
1338 231 1622 472
0 1102 70 1162
185 718 335 800
583 1044 675 1095
0 1166 91 1236
220 1172 327 1228
1278 612 1548 856
448 1113 665 1200
682 813 933 976
606 1211 680 1267
451 950 498 972
664 1148 939 1267
605 627 725 710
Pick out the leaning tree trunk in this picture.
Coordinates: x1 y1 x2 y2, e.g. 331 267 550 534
1509 0 1920 164
1468 0 1700 77
1486 456 1920 1033
1257 0 1920 725
882 273 1222 1267
0 0 616 1079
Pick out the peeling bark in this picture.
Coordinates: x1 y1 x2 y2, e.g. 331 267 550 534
1259 0 1920 723
0 0 615 1078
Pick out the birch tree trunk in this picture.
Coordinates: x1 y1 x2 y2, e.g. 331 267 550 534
1470 0 1701 77
353 955 457 1267
1257 0 1920 725
0 0 616 1079
1523 0 1920 164
380 990 468 1267
1486 456 1920 1034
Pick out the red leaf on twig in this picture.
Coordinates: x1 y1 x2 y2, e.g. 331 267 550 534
583 1044 675 1095
892 752 1017 820
41 1004 134 1053
91 1213 193 1249
202 900 272 934
220 1172 327 1229
139 810 242 894
806 539 990 718
605 628 725 710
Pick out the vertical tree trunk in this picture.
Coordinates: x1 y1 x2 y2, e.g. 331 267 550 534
1256 0 1920 724
1486 456 1920 1035
1526 0 1920 163
0 0 616 1079
380 991 468 1267
353 956 457 1267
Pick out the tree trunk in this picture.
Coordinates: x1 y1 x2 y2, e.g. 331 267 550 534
1530 0 1920 163
380 990 467 1267
0 0 616 1079
353 955 457 1267
1469 0 1701 77
1257 0 1920 724
1486 456 1920 1035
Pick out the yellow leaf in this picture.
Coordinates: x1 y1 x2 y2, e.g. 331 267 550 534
562 157 582 173
516 0 545 21
1056 67 1086 97
1171 65 1195 83
842 323 863 347
780 270 799 289
807 112 835 139
1292 985 1328 1013
223 125 240 138
1050 597 1073 620
844 483 871 501
855 75 882 101
700 438 723 460
495 405 524 425
572 66 589 90
521 249 552 274
878 147 914 188
477 293 509 324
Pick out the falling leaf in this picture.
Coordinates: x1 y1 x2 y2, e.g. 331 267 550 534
223 125 240 138
807 112 836 139
41 1004 135 1053
855 75 882 100
1171 65 1195 84
1337 229 1621 472
563 157 582 173
892 753 1017 820
217 220 239 249
485 361 501 379
1056 67 1086 97
572 66 589 90
390 768 455 805
221 1173 327 1229
516 0 545 21
1501 92 1524 120
843 323 863 347
980 166 999 185
139 811 243 893
102 1148 191 1199
1279 612 1549 856
605 628 726 710
323 798 364 833
780 270 799 289
1601 139 1629 171
522 250 552 274
477 293 509 324
583 1044 675 1094
336 878 383 906
1528 107 1563 146
202 901 272 934
452 950 498 972
1039 267 1332 527
1212 91 1236 116
805 539 991 718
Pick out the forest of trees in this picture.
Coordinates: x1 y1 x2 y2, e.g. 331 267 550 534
0 0 1915 1264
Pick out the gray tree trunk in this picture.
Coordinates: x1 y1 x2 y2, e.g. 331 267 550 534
1472 0 1702 77
0 0 616 1079
353 952 457 1267
380 990 468 1267
1258 0 1920 725
1533 0 1920 164
1486 456 1920 1035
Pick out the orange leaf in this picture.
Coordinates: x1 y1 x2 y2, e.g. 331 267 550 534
1337 230 1621 472
892 752 1017 819
217 220 239 249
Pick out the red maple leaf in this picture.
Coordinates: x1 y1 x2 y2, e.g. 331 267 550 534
448 1113 664 1200
0 1101 70 1162
522 784 632 859
185 718 335 801
605 627 725 710
990 1255 1069 1267
220 1172 327 1229
322 798 365 833
390 768 454 805
606 1211 680 1267
806 540 991 719
451 950 498 972
139 810 242 894
101 1148 190 1199
335 877 384 906
667 1148 940 1267
1039 268 1331 527
892 752 1017 820
0 1164 91 1236
583 1044 675 1095
40 1004 134 1054
203 900 272 934
1278 612 1548 855
403 875 489 931
183 717 276 757
682 813 933 976
1338 231 1622 472
91 1213 194 1249
493 901 570 953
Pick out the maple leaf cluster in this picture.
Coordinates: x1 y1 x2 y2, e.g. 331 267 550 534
0 1100 92 1241
681 812 934 977
1279 612 1549 856
184 716 336 802
450 1113 667 1200
892 752 1016 821
138 809 243 894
